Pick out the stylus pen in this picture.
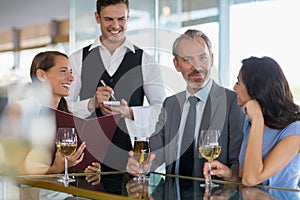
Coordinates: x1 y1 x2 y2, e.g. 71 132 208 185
100 80 117 100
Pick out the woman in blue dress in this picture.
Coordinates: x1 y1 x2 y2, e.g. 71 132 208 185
203 56 300 189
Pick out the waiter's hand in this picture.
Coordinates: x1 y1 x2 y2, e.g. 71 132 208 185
110 99 134 119
90 85 115 115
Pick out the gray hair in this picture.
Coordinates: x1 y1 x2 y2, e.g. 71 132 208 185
172 29 213 59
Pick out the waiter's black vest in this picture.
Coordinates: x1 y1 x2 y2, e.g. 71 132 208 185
79 44 144 171
80 44 144 117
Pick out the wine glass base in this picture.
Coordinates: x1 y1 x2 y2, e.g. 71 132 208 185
58 177 76 185
58 178 76 182
133 174 149 183
200 182 219 188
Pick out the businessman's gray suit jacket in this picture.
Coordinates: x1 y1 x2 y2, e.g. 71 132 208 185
150 80 245 178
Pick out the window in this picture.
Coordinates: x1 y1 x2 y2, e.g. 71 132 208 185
230 0 300 103
0 52 14 84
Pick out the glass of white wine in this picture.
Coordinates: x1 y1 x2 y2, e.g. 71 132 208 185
133 137 151 183
199 130 222 188
56 127 77 184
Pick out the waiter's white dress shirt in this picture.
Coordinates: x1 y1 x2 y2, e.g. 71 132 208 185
67 37 166 145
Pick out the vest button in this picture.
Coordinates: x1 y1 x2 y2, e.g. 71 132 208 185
110 79 114 83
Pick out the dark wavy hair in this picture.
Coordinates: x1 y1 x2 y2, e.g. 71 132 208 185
96 0 129 14
30 51 72 114
240 56 300 129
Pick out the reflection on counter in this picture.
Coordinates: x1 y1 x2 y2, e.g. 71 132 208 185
13 172 300 200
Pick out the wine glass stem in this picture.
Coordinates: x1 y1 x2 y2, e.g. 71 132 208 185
64 156 69 180
138 164 143 182
207 161 212 186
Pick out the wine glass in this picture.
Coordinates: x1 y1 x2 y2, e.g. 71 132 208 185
133 136 151 183
198 130 221 188
55 127 77 184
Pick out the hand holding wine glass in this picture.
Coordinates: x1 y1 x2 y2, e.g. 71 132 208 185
133 137 151 183
199 130 222 188
56 127 77 184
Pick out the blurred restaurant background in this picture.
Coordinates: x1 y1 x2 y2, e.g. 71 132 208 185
0 1 299 198
0 0 299 102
